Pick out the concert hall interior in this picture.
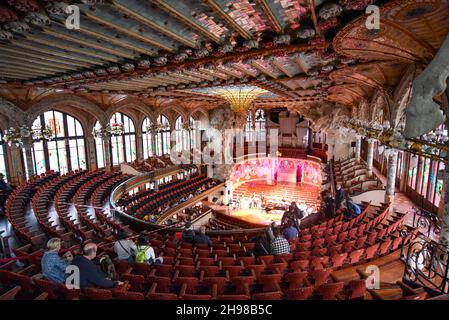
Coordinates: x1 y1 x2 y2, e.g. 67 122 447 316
0 0 449 302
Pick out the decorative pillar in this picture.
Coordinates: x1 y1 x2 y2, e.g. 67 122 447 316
8 145 25 184
86 136 97 170
154 180 159 191
355 136 361 163
384 149 398 207
366 139 375 177
224 180 233 205
136 132 143 160
22 137 35 178
308 128 314 153
439 163 449 247
102 135 112 171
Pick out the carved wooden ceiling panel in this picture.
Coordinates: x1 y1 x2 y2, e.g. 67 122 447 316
0 0 447 119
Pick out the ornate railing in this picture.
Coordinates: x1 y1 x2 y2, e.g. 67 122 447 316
402 233 449 295
411 207 441 239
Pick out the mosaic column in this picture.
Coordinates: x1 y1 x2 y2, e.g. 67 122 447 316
308 128 314 153
439 164 449 248
102 134 112 171
355 136 362 163
384 149 398 208
86 136 97 170
22 137 35 178
366 139 375 177
136 132 143 160
8 145 25 184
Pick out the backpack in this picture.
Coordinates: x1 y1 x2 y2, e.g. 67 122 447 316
135 246 150 264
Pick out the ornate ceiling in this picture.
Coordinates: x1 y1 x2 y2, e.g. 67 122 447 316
0 0 448 126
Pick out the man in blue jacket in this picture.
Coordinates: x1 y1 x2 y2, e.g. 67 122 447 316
71 243 123 289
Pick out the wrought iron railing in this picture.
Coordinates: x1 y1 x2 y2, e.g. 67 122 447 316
401 233 449 295
411 207 441 239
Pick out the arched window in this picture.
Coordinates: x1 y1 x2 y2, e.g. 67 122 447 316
255 109 266 141
0 130 8 180
155 115 170 156
110 112 136 165
93 121 105 168
142 117 154 158
175 116 190 152
31 110 87 174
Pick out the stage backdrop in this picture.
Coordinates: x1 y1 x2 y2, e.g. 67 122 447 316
231 157 322 187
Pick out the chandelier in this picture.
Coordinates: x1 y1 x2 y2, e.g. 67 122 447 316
345 119 449 162
92 123 124 138
192 85 271 112
3 125 54 147
146 122 169 133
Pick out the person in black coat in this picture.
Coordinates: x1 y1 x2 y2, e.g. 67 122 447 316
335 184 345 211
70 243 122 289
182 221 196 244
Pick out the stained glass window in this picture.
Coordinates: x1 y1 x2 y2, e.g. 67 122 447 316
31 110 86 174
110 113 136 166
142 117 154 158
155 115 170 156
254 109 266 142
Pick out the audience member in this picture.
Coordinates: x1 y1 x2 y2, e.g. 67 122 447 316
344 197 362 219
71 243 122 289
41 238 73 283
194 226 212 248
135 235 163 264
114 230 137 263
335 184 345 210
270 227 291 255
283 221 299 241
182 221 196 243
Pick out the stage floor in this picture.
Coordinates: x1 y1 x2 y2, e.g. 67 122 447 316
229 181 321 226
230 208 285 226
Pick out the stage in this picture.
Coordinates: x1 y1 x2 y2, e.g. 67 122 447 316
229 181 321 226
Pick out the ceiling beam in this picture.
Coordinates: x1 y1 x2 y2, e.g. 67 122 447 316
83 10 175 52
151 0 221 43
294 56 309 75
0 60 68 74
308 0 321 36
42 27 136 59
251 61 278 79
12 41 106 65
0 54 79 72
112 0 197 48
0 46 92 68
254 0 282 33
25 34 118 62
51 20 157 56
203 0 252 40
272 60 294 77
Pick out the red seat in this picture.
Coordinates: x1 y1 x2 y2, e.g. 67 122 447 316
84 288 113 300
120 274 145 292
310 268 332 287
252 291 282 300
330 252 348 268
259 273 282 292
318 282 345 300
285 286 314 300
349 249 365 264
176 265 197 277
290 259 309 272
114 291 145 300
198 265 220 278
230 276 255 295
33 277 58 300
347 279 367 299
285 271 308 289
217 294 250 300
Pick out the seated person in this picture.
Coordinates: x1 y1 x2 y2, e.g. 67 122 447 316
283 221 299 241
194 226 212 248
182 221 196 244
113 230 137 263
71 243 122 289
270 227 291 255
344 198 362 219
135 235 163 264
41 238 73 283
